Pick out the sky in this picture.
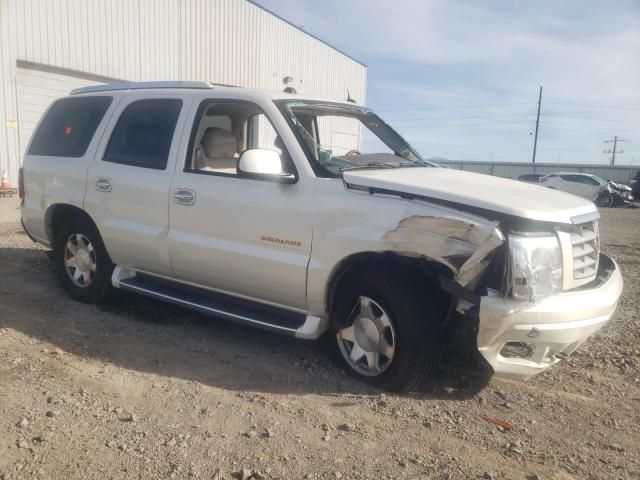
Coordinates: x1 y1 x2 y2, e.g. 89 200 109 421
254 0 640 165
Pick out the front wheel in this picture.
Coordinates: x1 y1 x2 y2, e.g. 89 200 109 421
329 271 443 392
53 217 114 303
597 192 614 208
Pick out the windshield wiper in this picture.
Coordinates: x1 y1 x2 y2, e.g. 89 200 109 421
340 162 399 172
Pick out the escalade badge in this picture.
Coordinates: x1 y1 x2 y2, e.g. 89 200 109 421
260 235 302 247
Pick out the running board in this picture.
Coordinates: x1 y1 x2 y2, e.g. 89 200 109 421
113 269 326 339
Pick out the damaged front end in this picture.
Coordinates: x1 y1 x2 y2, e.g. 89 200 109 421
388 208 623 381
438 218 622 380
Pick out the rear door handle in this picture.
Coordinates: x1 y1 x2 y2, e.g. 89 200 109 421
95 178 112 192
173 188 196 206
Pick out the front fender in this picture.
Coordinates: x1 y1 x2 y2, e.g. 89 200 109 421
307 185 504 317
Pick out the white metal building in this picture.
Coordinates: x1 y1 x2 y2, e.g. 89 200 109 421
0 0 367 187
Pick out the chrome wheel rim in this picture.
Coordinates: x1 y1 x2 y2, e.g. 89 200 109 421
337 296 396 377
64 233 96 287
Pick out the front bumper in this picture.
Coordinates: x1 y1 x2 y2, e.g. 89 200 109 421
477 254 623 380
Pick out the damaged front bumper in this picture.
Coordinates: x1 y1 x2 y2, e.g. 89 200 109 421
476 253 622 380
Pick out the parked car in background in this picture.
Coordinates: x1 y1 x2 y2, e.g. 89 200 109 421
518 173 546 183
540 173 634 207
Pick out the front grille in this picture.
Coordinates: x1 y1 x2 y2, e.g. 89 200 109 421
571 221 599 279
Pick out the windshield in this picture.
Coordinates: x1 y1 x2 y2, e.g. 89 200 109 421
276 100 433 177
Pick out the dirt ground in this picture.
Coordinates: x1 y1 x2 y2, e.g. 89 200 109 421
1 197 638 480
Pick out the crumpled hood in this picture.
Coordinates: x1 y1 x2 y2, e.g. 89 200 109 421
343 167 597 224
609 181 632 192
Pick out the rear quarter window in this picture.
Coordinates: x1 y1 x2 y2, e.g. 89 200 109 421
28 96 113 157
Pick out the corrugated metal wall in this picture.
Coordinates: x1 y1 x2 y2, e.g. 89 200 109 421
0 0 367 186
435 160 639 184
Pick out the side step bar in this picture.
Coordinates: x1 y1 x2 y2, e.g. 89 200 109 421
113 268 327 339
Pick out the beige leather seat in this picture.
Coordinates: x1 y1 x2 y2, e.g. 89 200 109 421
194 127 238 173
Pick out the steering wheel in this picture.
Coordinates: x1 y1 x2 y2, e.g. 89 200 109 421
344 149 361 156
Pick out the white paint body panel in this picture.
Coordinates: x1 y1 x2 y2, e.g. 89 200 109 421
477 255 623 380
168 173 313 310
343 168 597 224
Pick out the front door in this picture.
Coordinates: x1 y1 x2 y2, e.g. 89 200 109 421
84 93 192 276
167 98 313 310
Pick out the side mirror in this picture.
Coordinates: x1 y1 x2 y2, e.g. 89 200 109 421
237 149 296 183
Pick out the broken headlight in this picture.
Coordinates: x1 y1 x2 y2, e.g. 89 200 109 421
509 234 562 301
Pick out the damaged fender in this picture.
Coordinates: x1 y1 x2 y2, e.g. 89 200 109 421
383 215 505 287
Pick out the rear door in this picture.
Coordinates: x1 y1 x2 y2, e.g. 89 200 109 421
84 92 192 276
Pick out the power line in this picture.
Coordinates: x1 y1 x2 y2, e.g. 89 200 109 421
388 113 535 123
407 140 592 151
392 120 533 128
390 112 640 126
545 101 640 110
375 100 640 114
375 102 533 112
542 113 640 124
540 121 638 133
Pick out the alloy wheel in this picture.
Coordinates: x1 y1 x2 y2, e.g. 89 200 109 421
337 296 396 376
64 233 97 287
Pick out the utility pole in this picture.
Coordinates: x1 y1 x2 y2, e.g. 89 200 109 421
602 136 629 166
531 86 543 163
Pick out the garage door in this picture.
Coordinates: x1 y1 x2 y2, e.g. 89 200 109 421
16 67 104 160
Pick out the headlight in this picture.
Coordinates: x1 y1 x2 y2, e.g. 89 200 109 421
509 234 563 301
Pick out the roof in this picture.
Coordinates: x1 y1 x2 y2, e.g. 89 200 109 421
246 1 366 68
70 81 213 95
69 81 363 107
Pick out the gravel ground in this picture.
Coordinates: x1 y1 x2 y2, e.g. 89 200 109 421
0 197 638 480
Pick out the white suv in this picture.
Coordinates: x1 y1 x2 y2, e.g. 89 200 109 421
20 82 623 392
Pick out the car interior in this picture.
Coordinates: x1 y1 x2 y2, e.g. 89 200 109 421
188 101 286 175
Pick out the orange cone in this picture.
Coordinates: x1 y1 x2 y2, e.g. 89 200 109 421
0 170 10 189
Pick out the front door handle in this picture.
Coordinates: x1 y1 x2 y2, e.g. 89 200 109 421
173 188 196 206
95 178 112 192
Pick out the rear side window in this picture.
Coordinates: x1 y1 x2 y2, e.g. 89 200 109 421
104 99 182 170
28 96 112 157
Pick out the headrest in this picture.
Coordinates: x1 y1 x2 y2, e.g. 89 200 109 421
200 127 237 158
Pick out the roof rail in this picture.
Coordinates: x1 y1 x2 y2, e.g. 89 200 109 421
70 81 214 95
210 82 242 88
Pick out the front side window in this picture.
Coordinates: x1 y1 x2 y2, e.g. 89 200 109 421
582 175 602 186
104 99 182 170
276 100 431 177
560 174 579 183
28 96 113 157
185 100 291 176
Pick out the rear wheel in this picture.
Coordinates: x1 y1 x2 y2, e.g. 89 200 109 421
53 217 114 303
329 270 443 392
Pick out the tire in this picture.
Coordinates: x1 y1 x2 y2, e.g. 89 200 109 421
328 268 444 393
53 216 114 304
597 192 614 208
